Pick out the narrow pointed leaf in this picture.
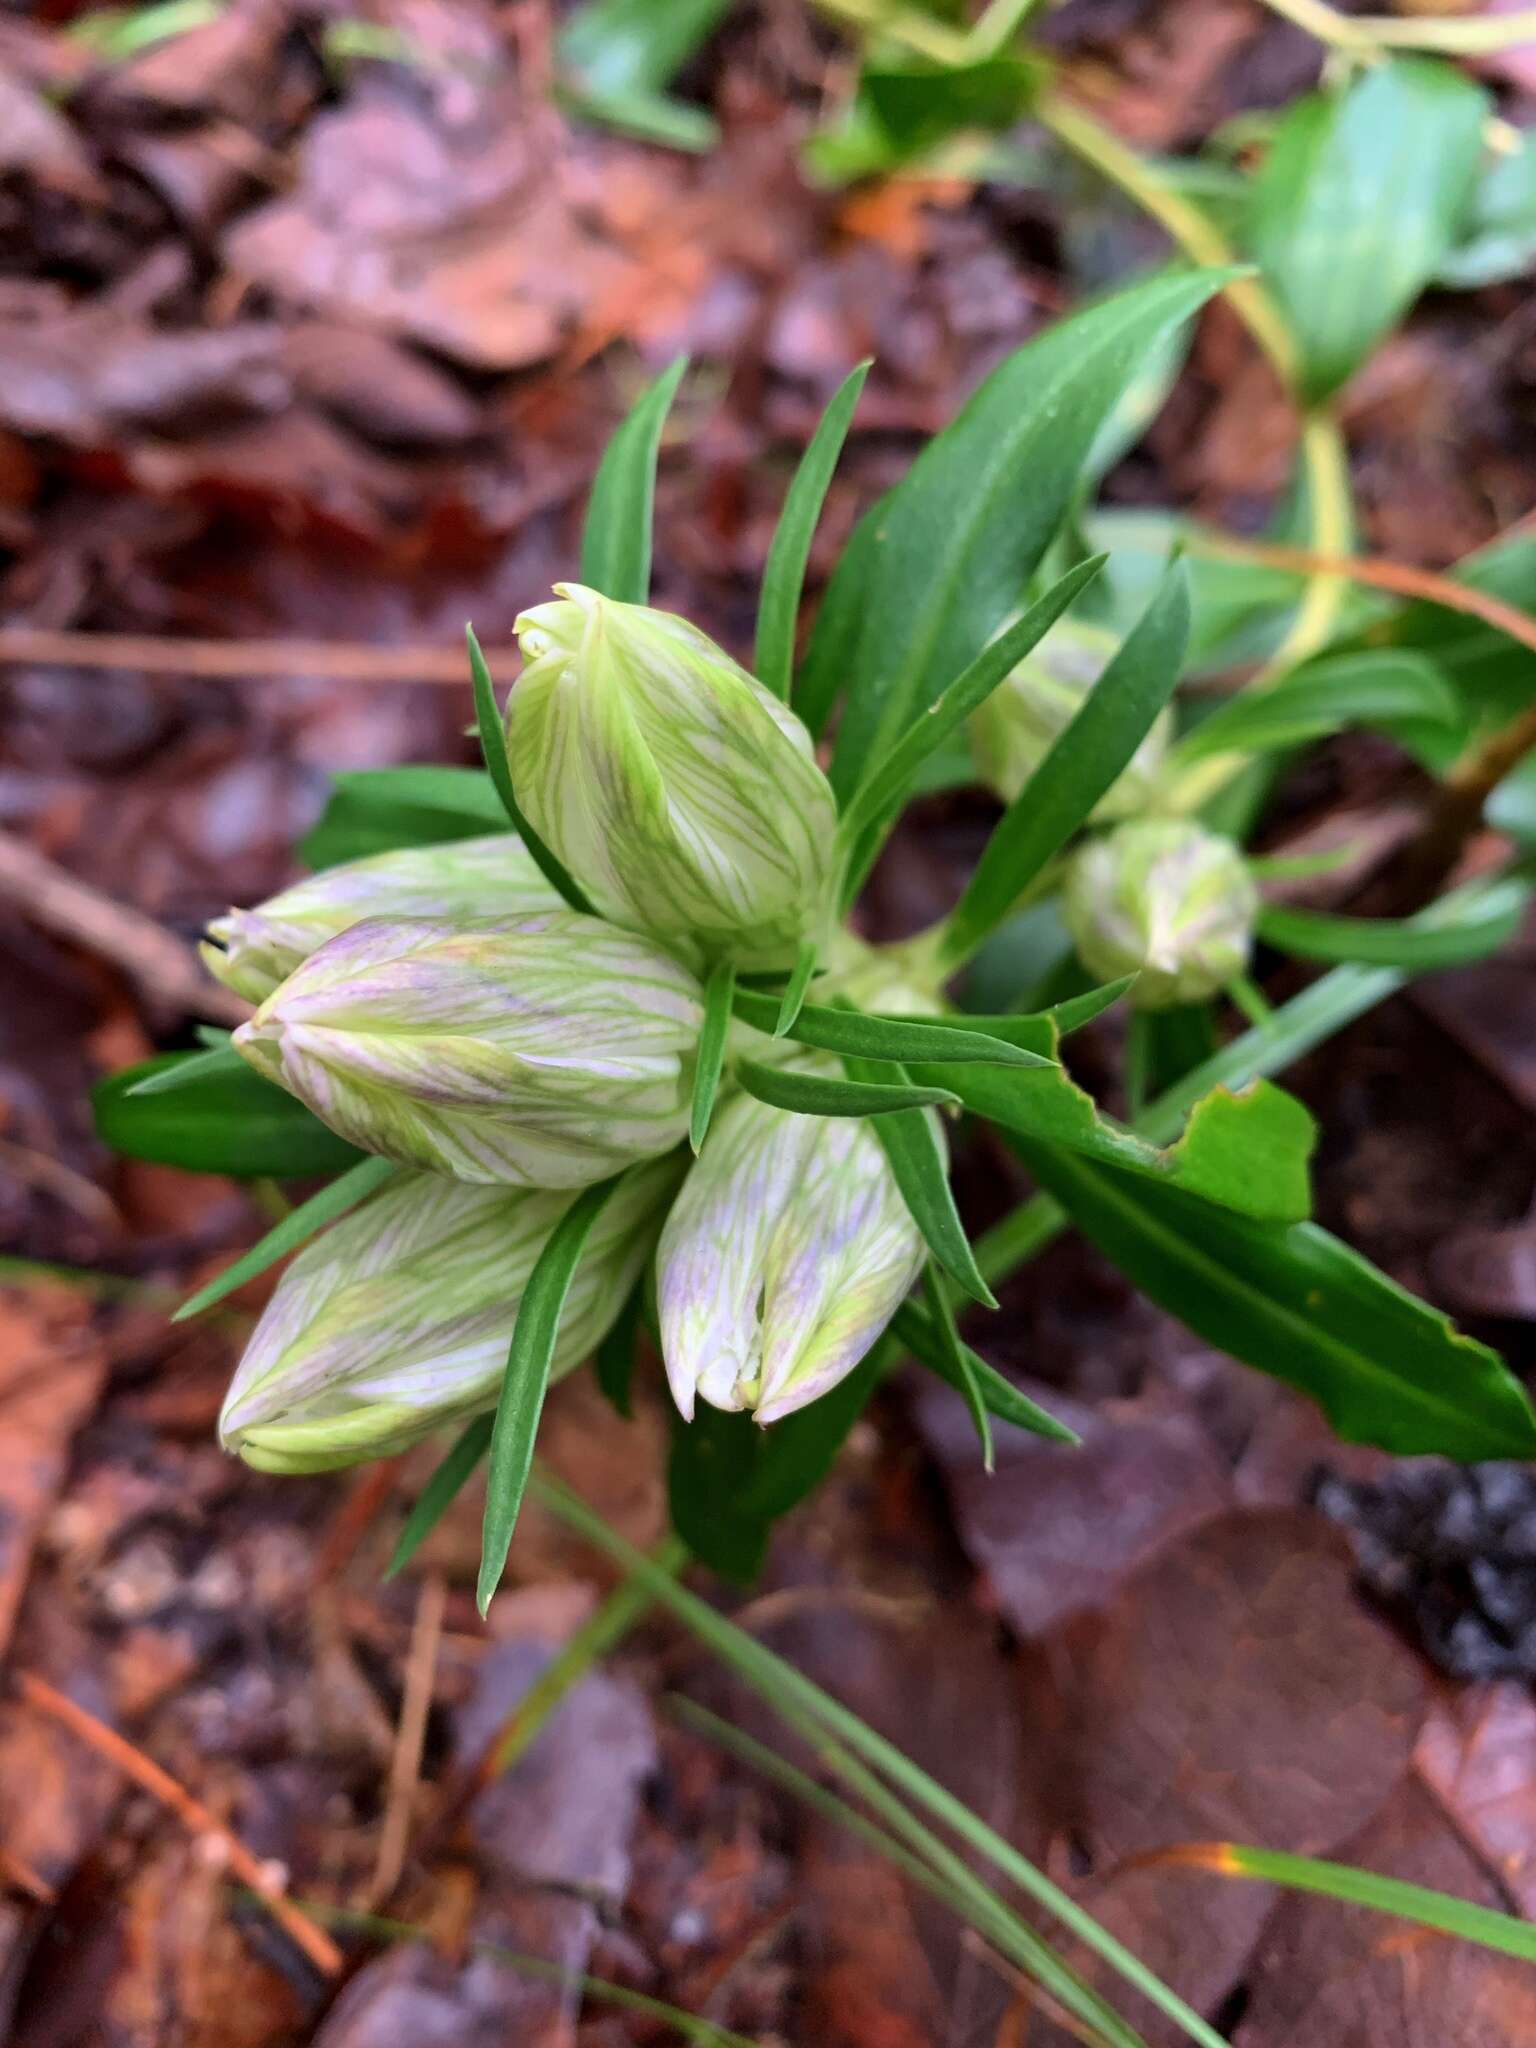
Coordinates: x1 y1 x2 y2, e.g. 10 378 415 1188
774 940 818 1038
580 355 688 603
385 1414 494 1579
465 626 592 913
842 1053 995 1307
478 1176 622 1614
923 1264 992 1470
739 1059 958 1118
730 986 1055 1068
890 1300 1078 1444
690 959 736 1154
1173 649 1459 764
175 1155 397 1322
940 560 1192 969
755 362 870 701
93 1054 364 1179
126 1043 245 1099
837 555 1106 865
1257 883 1526 971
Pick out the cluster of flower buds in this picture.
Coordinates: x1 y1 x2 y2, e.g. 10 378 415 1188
210 591 921 1467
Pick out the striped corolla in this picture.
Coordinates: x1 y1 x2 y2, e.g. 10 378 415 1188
220 1158 679 1471
506 584 838 971
657 1066 926 1425
1063 819 1257 1009
233 911 701 1185
202 833 559 1003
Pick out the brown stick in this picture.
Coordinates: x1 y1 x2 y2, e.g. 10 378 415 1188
0 627 507 686
363 1574 446 1910
0 831 251 1026
10 1669 344 1975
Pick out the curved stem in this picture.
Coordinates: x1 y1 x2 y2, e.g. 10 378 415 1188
1253 407 1354 683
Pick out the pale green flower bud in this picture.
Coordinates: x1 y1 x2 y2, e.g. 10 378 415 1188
220 1158 680 1472
201 834 560 1003
970 619 1172 821
1063 820 1257 1009
507 583 838 970
658 1076 926 1425
233 911 701 1186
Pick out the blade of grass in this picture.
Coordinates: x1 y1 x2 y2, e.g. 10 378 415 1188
580 355 688 604
477 1178 621 1614
535 1473 1226 2048
755 362 870 700
174 1155 397 1322
691 959 736 1153
466 625 593 914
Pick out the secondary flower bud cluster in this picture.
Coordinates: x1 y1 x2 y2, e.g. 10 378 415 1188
209 591 919 1471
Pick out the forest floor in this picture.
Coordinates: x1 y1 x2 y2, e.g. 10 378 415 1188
3 2 1536 2043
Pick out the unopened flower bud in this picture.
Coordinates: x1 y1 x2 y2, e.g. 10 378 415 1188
1063 820 1257 1009
971 619 1172 821
658 1077 925 1425
202 834 559 1003
220 1159 679 1471
507 583 838 970
234 911 701 1186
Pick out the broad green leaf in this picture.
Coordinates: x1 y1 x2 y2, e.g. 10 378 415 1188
835 555 1106 860
1436 128 1536 291
1245 57 1487 402
466 626 592 913
889 1300 1078 1444
126 1042 244 1098
1173 650 1460 764
730 987 1056 1069
478 1176 621 1614
175 1155 396 1322
818 268 1230 799
939 560 1191 968
913 1048 1316 1224
690 959 736 1154
559 0 730 101
386 1415 493 1579
93 1054 364 1179
755 363 870 701
738 1059 958 1118
1008 1136 1536 1461
861 53 1041 165
580 355 688 604
1257 881 1527 971
843 1054 995 1307
299 766 508 869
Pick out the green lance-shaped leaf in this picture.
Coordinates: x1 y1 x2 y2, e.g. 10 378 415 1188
889 1300 1078 1445
232 912 702 1189
1008 1135 1536 1462
729 986 1056 1069
93 1051 364 1180
386 1415 493 1579
1257 881 1527 972
176 1155 397 1323
922 1263 992 1471
201 831 564 1004
939 560 1193 970
466 625 593 914
842 1053 995 1308
507 586 838 973
478 1176 624 1613
580 355 688 604
774 939 819 1037
1246 57 1487 404
810 267 1229 798
835 555 1107 889
558 0 729 151
1171 649 1460 766
739 1058 959 1118
755 362 871 702
690 958 736 1155
299 765 509 870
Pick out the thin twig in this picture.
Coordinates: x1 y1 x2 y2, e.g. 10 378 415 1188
0 831 250 1026
9 1669 344 1976
364 1573 446 1910
0 627 506 687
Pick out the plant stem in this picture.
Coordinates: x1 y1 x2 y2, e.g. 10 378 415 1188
1256 0 1377 52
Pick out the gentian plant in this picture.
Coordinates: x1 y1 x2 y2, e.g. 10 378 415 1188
95 270 1536 1602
